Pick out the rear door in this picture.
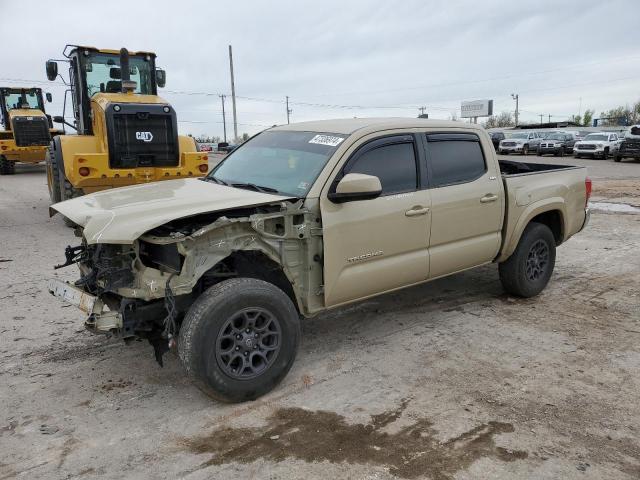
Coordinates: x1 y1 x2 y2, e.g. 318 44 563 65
422 132 503 278
321 134 431 307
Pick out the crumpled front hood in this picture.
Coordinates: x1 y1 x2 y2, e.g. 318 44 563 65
51 178 293 245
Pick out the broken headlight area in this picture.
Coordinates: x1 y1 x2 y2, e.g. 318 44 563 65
54 242 136 295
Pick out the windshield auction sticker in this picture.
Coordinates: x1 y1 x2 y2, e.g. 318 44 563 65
309 135 345 147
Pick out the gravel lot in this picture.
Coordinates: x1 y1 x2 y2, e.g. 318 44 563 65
1 154 639 480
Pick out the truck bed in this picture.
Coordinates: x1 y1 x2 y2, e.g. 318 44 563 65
498 159 581 177
496 159 588 262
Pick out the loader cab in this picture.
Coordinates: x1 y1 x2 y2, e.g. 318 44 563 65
0 87 47 129
46 46 166 135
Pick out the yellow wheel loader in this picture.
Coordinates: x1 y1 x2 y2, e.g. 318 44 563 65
0 87 61 175
44 45 208 207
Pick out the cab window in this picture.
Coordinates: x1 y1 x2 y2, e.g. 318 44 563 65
425 133 486 187
342 136 418 195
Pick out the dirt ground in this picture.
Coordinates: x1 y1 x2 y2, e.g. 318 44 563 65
1 155 639 480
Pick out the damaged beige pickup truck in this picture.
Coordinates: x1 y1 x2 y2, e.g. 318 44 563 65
49 118 591 402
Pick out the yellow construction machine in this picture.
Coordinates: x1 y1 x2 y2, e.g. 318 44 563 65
45 45 208 205
0 87 61 174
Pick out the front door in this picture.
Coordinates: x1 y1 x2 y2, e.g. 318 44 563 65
321 134 431 307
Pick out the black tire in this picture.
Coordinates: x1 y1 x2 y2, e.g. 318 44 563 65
178 278 301 403
613 155 621 163
575 154 581 159
536 148 541 156
45 146 62 204
522 145 529 156
559 147 565 157
602 148 608 160
0 155 15 175
499 222 556 298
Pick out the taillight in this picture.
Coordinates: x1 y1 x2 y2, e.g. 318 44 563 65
79 167 90 177
585 176 592 206
198 164 208 173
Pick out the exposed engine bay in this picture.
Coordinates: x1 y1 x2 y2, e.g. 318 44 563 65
52 199 324 365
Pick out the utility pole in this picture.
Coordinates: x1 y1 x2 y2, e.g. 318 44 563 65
286 96 292 124
219 94 227 143
228 45 238 142
511 93 519 127
548 114 551 123
418 106 428 119
539 114 544 124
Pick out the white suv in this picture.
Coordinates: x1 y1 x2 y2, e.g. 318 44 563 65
574 132 620 159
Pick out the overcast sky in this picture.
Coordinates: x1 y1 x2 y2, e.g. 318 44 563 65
2 0 640 138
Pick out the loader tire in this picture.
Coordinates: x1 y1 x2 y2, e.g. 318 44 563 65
46 147 62 204
178 278 301 403
499 222 556 298
0 156 15 175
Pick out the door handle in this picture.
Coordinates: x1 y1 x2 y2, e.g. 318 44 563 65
480 194 498 203
405 206 430 217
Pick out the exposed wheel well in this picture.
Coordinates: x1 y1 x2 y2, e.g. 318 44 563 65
530 210 563 245
200 251 299 312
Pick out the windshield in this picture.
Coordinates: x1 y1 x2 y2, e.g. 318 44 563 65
584 134 608 141
82 52 154 97
209 130 347 197
508 133 529 139
3 89 42 111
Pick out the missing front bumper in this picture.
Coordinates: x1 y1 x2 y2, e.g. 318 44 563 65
48 279 122 333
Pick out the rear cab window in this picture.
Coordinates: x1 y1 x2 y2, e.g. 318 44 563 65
423 133 487 187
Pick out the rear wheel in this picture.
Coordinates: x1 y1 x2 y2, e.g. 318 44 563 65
499 222 556 298
0 156 15 175
613 155 621 163
178 278 301 403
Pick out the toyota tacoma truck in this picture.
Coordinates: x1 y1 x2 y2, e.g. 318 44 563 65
48 118 591 403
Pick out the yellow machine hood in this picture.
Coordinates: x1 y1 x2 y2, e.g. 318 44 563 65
51 178 293 244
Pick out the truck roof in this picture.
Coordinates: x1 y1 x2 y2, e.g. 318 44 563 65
271 117 483 135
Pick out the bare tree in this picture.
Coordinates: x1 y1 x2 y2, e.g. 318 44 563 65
483 111 514 128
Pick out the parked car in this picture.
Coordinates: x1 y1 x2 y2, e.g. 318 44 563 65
574 132 620 159
49 118 591 402
488 131 505 150
614 125 640 163
499 131 541 155
537 132 578 156
217 142 237 153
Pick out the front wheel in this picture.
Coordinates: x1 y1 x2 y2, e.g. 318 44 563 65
522 145 529 155
0 156 15 175
178 278 301 403
499 222 556 298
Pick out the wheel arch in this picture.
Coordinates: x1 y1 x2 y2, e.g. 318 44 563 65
197 250 302 315
499 200 567 262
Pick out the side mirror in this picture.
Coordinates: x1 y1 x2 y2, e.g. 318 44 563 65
156 69 166 88
45 61 58 81
45 92 52 103
52 115 64 124
328 173 382 203
109 67 122 79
